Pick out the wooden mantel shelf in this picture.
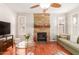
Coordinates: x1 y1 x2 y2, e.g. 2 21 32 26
34 25 50 28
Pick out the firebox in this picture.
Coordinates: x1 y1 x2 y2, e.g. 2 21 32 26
37 32 47 42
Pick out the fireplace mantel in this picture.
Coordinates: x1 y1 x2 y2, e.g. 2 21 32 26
34 25 50 28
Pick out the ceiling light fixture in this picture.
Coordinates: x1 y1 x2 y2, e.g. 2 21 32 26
40 3 50 9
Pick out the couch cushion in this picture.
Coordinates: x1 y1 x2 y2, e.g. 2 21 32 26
57 35 70 40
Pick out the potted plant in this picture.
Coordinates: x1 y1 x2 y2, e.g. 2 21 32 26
24 34 30 54
24 34 30 41
24 34 30 47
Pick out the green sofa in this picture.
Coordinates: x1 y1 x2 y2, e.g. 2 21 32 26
57 35 79 55
58 38 79 55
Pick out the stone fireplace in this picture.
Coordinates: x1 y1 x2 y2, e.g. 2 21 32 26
34 13 50 42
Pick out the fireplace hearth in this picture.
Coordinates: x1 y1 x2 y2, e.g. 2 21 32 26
37 32 47 42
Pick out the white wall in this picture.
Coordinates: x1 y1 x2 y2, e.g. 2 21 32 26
66 7 79 43
50 14 58 41
0 4 16 37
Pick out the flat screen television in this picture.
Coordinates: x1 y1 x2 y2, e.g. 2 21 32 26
0 21 10 35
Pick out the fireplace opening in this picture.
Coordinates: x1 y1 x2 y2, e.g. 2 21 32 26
37 32 47 42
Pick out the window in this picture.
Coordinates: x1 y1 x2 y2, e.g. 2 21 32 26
73 14 78 25
72 14 78 34
58 16 65 34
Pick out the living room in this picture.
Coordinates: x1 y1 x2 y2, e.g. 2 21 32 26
0 3 79 55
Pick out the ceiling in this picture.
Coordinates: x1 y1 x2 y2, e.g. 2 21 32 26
5 3 79 14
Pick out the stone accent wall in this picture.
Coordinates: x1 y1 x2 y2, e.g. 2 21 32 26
34 13 50 42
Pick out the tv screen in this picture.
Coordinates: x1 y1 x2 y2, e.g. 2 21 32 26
0 21 10 35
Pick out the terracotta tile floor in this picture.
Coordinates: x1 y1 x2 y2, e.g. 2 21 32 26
1 42 71 55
